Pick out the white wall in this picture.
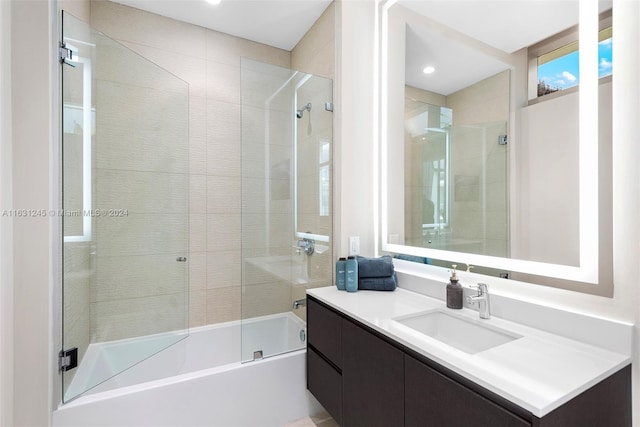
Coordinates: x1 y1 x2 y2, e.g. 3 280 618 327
10 0 57 425
514 82 614 296
335 0 377 257
0 1 14 426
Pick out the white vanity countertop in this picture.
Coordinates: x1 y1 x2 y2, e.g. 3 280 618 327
306 286 631 418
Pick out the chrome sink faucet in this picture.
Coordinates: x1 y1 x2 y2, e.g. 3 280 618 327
466 283 491 319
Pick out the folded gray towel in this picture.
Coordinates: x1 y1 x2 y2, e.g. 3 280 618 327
356 255 394 278
358 272 397 291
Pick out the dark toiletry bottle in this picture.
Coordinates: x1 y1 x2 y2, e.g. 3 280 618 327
446 264 463 309
336 257 347 290
345 256 358 293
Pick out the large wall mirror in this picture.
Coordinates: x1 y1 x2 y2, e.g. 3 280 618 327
381 0 613 293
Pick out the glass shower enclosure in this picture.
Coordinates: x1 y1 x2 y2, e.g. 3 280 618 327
240 58 333 362
403 99 508 259
60 12 189 402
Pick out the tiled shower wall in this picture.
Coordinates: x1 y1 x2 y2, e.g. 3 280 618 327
290 3 335 318
90 0 291 330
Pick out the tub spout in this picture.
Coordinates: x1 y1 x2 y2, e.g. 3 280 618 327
292 298 306 309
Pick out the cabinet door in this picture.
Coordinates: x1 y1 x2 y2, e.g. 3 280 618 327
405 356 530 427
308 298 342 368
308 347 343 425
342 320 404 427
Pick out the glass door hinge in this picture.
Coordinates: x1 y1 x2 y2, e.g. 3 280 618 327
59 42 76 67
59 347 78 372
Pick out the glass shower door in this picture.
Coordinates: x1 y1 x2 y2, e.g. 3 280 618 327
61 12 189 402
240 58 333 362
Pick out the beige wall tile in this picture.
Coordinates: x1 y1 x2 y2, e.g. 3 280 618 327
95 169 188 214
240 62 294 112
189 252 207 291
291 2 335 79
206 176 240 214
241 213 293 250
96 118 188 174
95 214 188 256
189 290 207 327
241 281 291 319
91 292 188 342
120 41 207 99
206 99 241 142
190 174 207 214
190 214 207 253
206 250 241 289
93 254 187 302
190 137 207 175
207 213 241 251
238 38 290 69
206 286 241 324
91 0 206 58
206 138 241 177
205 29 242 66
61 0 91 22
94 42 188 95
206 60 240 104
190 97 207 140
241 105 293 149
206 31 290 69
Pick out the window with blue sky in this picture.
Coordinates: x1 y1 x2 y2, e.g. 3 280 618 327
537 27 612 96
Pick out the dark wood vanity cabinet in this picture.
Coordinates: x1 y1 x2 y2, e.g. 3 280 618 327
342 319 404 427
307 297 343 425
306 295 631 427
405 355 529 427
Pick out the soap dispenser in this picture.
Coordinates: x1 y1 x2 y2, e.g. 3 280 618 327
446 264 463 309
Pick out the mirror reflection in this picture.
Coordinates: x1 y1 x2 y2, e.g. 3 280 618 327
383 1 612 286
403 70 510 260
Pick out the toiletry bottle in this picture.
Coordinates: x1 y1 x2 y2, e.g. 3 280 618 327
446 264 463 309
336 257 347 290
345 256 358 292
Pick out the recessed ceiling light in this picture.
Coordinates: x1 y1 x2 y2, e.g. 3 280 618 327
205 0 221 5
423 66 435 74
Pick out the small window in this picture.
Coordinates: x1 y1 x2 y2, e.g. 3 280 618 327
537 27 612 97
528 10 612 101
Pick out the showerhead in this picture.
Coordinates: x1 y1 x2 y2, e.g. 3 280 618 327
296 102 312 119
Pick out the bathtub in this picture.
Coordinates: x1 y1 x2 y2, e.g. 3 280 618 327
53 312 323 426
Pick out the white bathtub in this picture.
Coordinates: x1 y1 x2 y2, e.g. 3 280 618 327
53 312 322 427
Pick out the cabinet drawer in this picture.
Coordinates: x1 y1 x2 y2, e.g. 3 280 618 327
308 347 342 425
307 298 342 368
405 355 530 427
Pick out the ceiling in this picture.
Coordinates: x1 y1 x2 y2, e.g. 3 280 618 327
111 0 333 51
404 25 510 96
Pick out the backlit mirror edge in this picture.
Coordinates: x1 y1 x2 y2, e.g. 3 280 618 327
379 0 600 285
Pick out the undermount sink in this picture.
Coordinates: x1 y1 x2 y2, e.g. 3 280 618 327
392 310 521 354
